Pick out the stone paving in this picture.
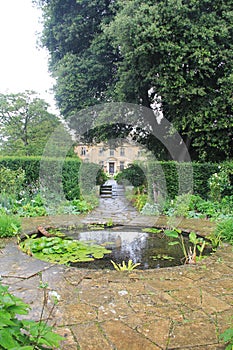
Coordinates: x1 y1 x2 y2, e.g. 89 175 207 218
0 190 232 349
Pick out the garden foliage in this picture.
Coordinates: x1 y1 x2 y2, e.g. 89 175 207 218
117 161 232 199
0 282 63 349
0 156 81 200
20 235 112 264
0 215 21 238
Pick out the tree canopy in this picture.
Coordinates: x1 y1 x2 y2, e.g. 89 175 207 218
36 0 119 115
36 0 233 161
0 91 60 156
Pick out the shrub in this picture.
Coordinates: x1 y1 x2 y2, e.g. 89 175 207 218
172 193 193 218
0 194 17 214
0 166 25 196
192 162 219 198
62 158 81 200
0 214 21 237
127 190 147 212
141 202 160 216
115 163 147 187
209 163 233 201
163 194 233 220
116 161 223 200
79 162 107 195
14 195 48 217
0 282 63 349
214 218 233 245
0 156 41 185
0 156 81 200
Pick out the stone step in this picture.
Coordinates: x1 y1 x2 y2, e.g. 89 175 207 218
100 185 112 197
100 183 125 197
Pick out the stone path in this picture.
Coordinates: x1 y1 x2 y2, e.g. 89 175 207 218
0 188 232 349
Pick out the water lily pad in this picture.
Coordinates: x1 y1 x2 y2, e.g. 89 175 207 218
19 236 112 264
142 227 162 234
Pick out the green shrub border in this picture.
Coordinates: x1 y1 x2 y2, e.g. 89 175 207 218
0 156 81 200
159 161 220 199
118 161 232 199
1 157 231 200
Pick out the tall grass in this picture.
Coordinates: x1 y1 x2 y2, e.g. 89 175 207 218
0 214 21 237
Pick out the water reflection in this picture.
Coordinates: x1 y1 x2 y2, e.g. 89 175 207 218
66 226 186 269
77 229 147 265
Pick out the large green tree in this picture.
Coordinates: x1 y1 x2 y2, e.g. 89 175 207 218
36 0 233 161
104 0 233 160
0 91 60 156
36 0 119 115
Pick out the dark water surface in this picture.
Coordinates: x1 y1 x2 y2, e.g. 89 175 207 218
65 226 209 270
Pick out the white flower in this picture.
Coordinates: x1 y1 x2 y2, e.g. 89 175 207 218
48 290 61 302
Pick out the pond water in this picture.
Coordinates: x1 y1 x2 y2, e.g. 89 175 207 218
65 226 210 270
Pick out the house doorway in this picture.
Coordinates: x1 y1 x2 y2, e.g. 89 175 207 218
109 162 115 175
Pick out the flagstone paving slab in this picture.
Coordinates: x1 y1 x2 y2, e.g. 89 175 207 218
71 322 112 350
100 320 161 350
0 201 232 349
136 318 171 348
1 236 232 349
167 318 218 348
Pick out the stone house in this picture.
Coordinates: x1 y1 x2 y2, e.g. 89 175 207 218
75 141 146 175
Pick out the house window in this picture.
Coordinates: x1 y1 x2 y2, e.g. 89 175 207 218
120 161 125 171
99 161 104 168
110 149 114 156
99 147 104 155
81 146 86 156
120 147 125 156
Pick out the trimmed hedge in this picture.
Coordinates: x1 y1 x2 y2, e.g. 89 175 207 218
118 161 224 199
0 156 41 185
0 156 81 200
192 162 220 198
79 162 108 194
1 157 230 200
157 161 220 199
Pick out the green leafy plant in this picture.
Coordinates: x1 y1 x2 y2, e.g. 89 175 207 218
15 200 48 217
115 164 147 188
0 166 25 196
219 324 233 350
19 235 112 264
164 194 233 221
142 227 162 234
209 164 232 201
0 214 21 237
0 281 63 349
214 218 233 245
127 191 147 212
152 254 174 261
106 218 114 227
140 202 160 216
111 259 141 271
172 193 193 218
206 231 222 251
164 229 206 264
188 231 206 262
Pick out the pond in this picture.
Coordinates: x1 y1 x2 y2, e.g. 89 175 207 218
64 225 211 270
19 225 212 269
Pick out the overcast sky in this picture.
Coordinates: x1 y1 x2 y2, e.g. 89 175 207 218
0 0 57 113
